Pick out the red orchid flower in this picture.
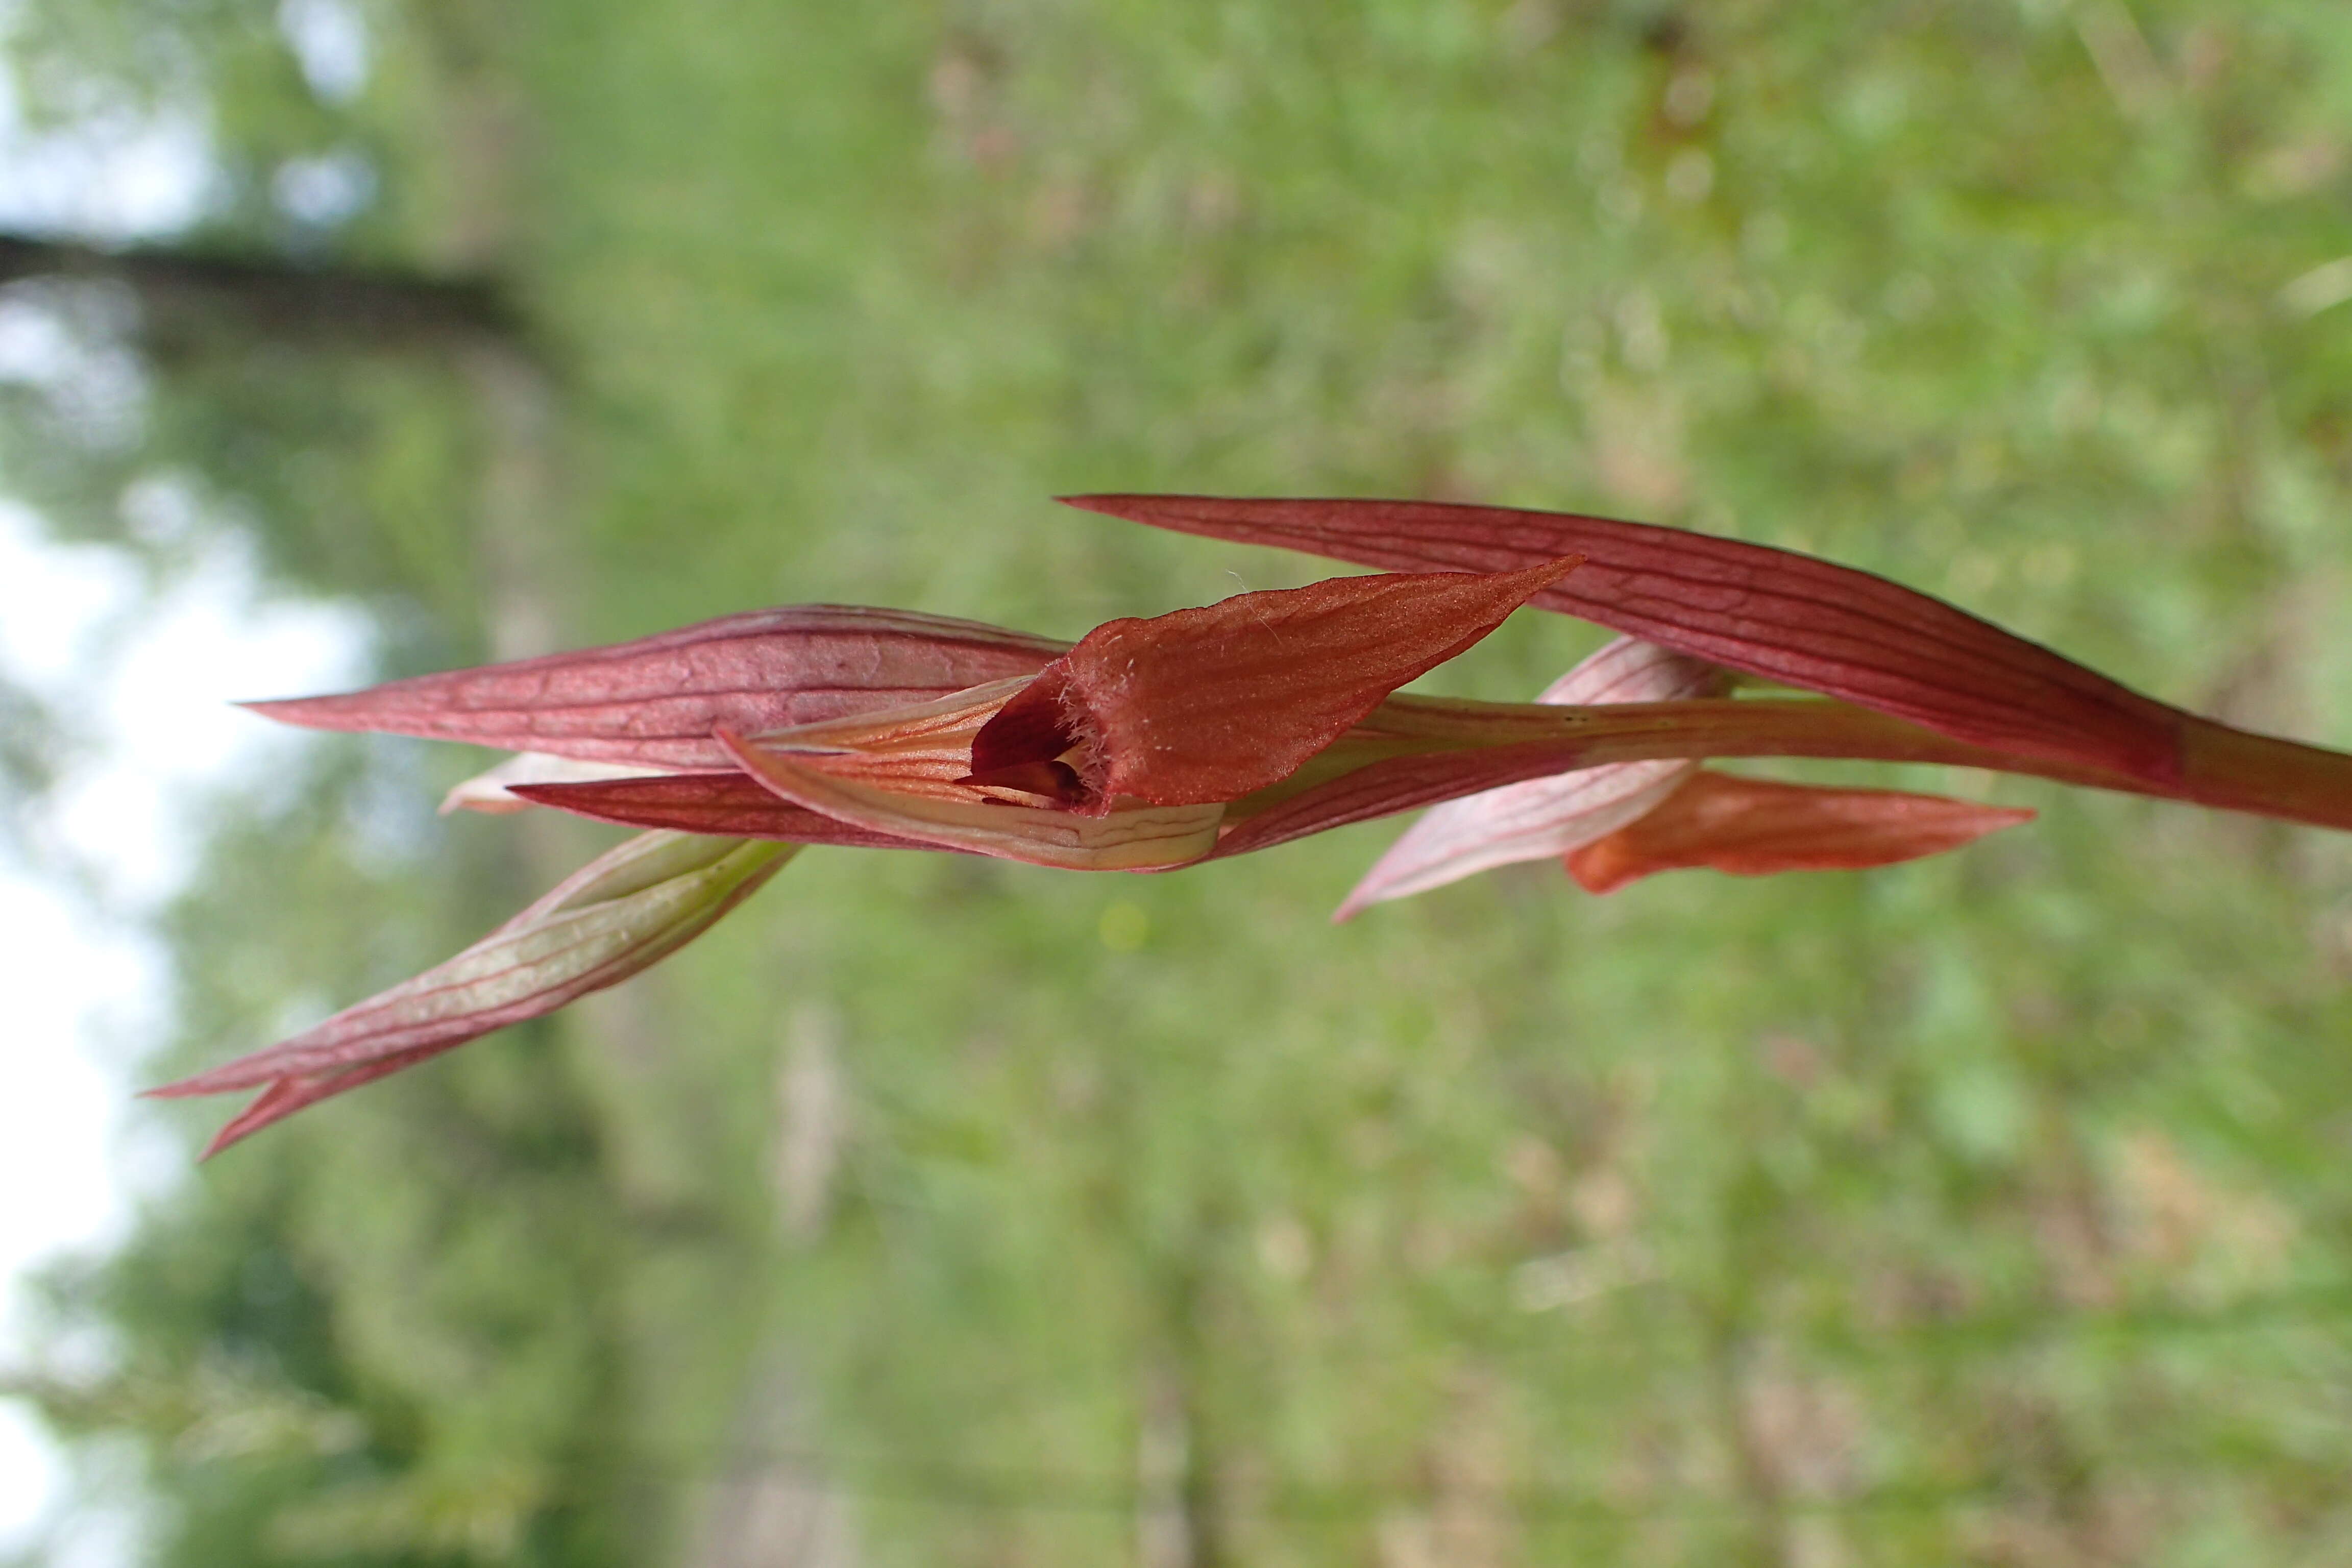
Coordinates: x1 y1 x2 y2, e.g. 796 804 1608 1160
160 497 2352 1153
1333 633 2035 917
160 558 1582 1147
1062 495 2352 834
1335 634 1733 916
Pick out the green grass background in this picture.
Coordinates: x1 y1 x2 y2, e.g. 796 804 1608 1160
19 1 2352 1563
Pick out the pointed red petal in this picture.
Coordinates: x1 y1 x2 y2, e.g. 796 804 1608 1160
969 558 1580 810
199 1045 455 1158
151 834 793 1113
1563 770 2035 894
511 772 958 850
244 606 1069 770
1062 495 2187 787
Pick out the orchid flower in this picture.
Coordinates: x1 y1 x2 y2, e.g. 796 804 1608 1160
158 497 2352 1153
1332 633 2035 917
1061 495 2352 832
156 833 795 1157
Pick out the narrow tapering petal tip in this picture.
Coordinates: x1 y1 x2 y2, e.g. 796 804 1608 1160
235 695 333 725
162 832 797 1142
199 1114 259 1162
194 1081 308 1160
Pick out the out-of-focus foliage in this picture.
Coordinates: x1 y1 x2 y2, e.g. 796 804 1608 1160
12 0 2352 1564
0 672 69 854
5 0 508 260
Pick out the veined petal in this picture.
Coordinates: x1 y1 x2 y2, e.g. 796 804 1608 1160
150 832 795 1147
1335 636 1729 918
245 606 1069 770
1563 770 2036 894
1062 494 2190 787
512 772 955 849
720 728 1224 871
968 558 1581 811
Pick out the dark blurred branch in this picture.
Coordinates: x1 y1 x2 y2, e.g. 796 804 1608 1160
0 232 524 355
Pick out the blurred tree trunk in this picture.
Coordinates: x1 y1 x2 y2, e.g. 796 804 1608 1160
0 232 521 356
1 222 600 943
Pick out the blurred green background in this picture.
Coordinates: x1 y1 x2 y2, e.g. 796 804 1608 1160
8 1 2352 1562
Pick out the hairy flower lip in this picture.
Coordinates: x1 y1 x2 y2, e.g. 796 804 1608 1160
1562 770 2036 894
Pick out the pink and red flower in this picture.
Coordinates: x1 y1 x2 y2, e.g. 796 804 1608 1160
157 497 2352 1153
